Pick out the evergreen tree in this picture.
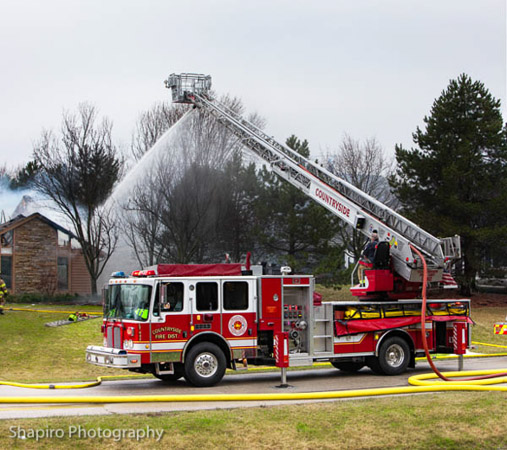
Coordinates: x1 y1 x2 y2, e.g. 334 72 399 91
215 154 260 263
10 160 40 189
389 74 507 294
256 135 342 279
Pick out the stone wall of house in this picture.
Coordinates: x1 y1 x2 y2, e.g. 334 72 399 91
14 219 58 294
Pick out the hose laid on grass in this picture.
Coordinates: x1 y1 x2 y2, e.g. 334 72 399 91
0 374 151 390
472 341 507 349
3 307 102 315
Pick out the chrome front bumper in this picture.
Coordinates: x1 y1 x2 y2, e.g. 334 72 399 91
85 345 141 368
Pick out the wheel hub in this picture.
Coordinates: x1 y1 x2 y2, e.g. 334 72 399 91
386 344 404 367
194 352 218 377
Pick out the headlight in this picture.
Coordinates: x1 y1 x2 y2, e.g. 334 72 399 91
103 337 107 347
124 340 133 349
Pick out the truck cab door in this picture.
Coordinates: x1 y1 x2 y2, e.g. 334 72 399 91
151 280 190 364
193 281 221 336
221 279 257 360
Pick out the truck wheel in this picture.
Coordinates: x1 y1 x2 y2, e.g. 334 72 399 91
373 336 410 375
331 361 364 373
184 342 226 387
153 363 184 382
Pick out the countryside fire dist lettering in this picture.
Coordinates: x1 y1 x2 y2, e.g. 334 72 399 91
152 327 182 335
315 188 350 217
152 326 182 339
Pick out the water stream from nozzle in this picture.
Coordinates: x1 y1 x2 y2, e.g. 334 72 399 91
97 108 195 286
105 109 195 211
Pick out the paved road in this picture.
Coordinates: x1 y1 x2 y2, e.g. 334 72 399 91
1 356 506 419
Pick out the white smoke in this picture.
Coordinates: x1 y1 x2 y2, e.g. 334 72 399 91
0 178 72 230
0 179 29 220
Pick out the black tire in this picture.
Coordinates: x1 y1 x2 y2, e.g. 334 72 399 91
184 342 227 387
371 336 411 376
366 356 383 375
331 361 365 373
153 363 184 382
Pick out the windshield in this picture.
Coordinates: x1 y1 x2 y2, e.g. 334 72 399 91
103 284 152 321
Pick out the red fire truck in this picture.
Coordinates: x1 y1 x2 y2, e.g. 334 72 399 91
86 74 470 386
86 262 471 386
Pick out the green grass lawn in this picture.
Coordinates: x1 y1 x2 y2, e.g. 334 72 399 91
0 392 505 449
470 306 507 352
0 304 120 382
0 301 506 448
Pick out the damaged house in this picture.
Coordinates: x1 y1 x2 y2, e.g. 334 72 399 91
0 213 91 296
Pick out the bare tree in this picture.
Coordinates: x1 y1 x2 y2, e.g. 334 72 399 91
326 135 395 260
120 102 189 267
122 96 263 265
160 161 222 263
175 94 254 169
120 150 175 268
121 189 167 268
131 102 189 161
32 103 123 295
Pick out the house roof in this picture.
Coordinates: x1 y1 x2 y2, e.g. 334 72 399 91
0 213 77 239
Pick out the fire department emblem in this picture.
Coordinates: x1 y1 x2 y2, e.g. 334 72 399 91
228 315 247 336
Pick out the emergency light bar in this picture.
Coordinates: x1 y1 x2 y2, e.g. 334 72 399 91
111 271 126 278
130 270 157 278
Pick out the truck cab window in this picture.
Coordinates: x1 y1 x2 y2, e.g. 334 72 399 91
223 281 248 310
196 282 218 311
158 282 184 313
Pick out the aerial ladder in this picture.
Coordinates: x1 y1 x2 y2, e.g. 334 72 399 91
164 73 461 299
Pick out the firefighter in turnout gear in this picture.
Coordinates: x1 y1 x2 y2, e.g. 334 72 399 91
135 307 149 321
0 277 8 315
358 230 379 286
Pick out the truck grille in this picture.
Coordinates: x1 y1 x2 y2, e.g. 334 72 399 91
106 326 123 349
113 327 122 349
107 326 113 347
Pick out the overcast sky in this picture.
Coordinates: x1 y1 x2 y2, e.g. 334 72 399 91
0 0 505 169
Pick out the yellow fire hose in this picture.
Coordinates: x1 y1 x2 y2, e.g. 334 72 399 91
0 377 506 404
0 357 505 403
1 350 505 391
3 307 102 315
472 341 507 349
409 369 507 386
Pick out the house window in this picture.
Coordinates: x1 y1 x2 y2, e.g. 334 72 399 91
57 231 70 247
57 257 69 291
1 230 13 255
1 256 12 289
